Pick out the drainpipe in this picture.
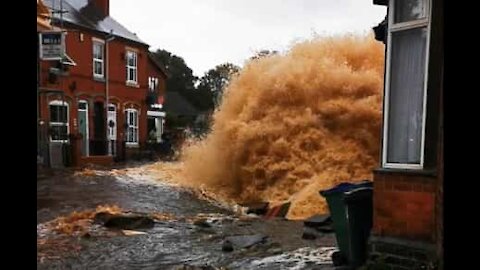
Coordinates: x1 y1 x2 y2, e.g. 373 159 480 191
37 35 41 156
105 30 115 155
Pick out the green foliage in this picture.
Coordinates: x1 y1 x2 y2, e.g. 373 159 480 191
151 49 214 111
197 63 240 108
151 49 197 92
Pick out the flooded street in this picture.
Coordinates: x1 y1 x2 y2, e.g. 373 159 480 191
37 162 337 269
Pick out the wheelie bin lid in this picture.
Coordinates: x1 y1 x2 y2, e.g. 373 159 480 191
343 187 373 203
319 180 373 197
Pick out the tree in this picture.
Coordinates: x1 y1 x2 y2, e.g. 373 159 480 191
198 63 240 108
151 49 197 92
151 49 214 111
249 49 279 61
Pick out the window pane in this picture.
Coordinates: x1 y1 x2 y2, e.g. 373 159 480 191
128 128 133 142
50 105 59 122
386 27 427 164
129 112 134 125
50 104 68 123
60 106 68 122
93 44 99 58
93 43 103 59
394 0 427 23
127 51 135 66
50 126 68 140
78 102 87 110
129 69 134 81
94 61 103 75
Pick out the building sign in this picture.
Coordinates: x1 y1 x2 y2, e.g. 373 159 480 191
39 31 64 60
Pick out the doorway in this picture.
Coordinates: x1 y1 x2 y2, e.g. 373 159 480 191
107 104 117 155
93 101 106 155
78 100 89 156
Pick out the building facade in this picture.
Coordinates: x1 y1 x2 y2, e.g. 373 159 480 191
38 0 167 167
369 0 443 269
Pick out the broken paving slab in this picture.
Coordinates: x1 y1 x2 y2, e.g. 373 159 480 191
222 234 268 252
240 202 270 215
304 214 334 233
304 214 332 227
122 230 148 236
193 218 212 228
264 202 291 219
94 212 155 230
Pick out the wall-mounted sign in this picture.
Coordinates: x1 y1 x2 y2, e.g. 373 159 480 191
39 31 65 60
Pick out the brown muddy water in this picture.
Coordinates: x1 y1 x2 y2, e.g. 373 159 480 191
37 162 337 269
180 35 384 220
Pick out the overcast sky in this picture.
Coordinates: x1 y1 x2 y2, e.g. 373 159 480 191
110 0 386 77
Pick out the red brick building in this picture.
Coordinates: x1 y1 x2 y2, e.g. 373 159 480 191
38 0 167 167
369 0 443 269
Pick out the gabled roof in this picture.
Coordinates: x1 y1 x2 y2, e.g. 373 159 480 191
164 92 199 116
44 0 147 46
148 52 170 78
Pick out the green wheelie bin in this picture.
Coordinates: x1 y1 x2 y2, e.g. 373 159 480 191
320 181 373 268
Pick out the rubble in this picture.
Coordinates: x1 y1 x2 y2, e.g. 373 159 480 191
221 234 268 252
96 212 155 230
241 202 269 215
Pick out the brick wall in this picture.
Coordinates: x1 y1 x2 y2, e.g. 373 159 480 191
435 78 443 268
368 236 437 270
373 172 437 242
39 26 166 162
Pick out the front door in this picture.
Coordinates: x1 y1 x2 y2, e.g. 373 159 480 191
78 100 89 156
107 104 117 155
93 101 106 155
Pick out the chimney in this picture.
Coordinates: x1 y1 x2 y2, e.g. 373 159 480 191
91 0 109 17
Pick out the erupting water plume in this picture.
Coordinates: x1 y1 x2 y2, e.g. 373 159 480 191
180 34 384 220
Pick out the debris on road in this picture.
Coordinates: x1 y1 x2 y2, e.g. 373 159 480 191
122 230 148 236
221 233 268 252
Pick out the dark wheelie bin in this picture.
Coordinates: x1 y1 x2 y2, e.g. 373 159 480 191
320 181 373 268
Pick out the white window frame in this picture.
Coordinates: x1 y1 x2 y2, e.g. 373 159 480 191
92 39 105 79
78 100 89 156
126 50 138 85
382 0 432 170
49 100 69 143
148 76 158 92
125 108 139 146
108 103 117 140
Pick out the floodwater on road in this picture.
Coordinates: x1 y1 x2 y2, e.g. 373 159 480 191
37 162 337 269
